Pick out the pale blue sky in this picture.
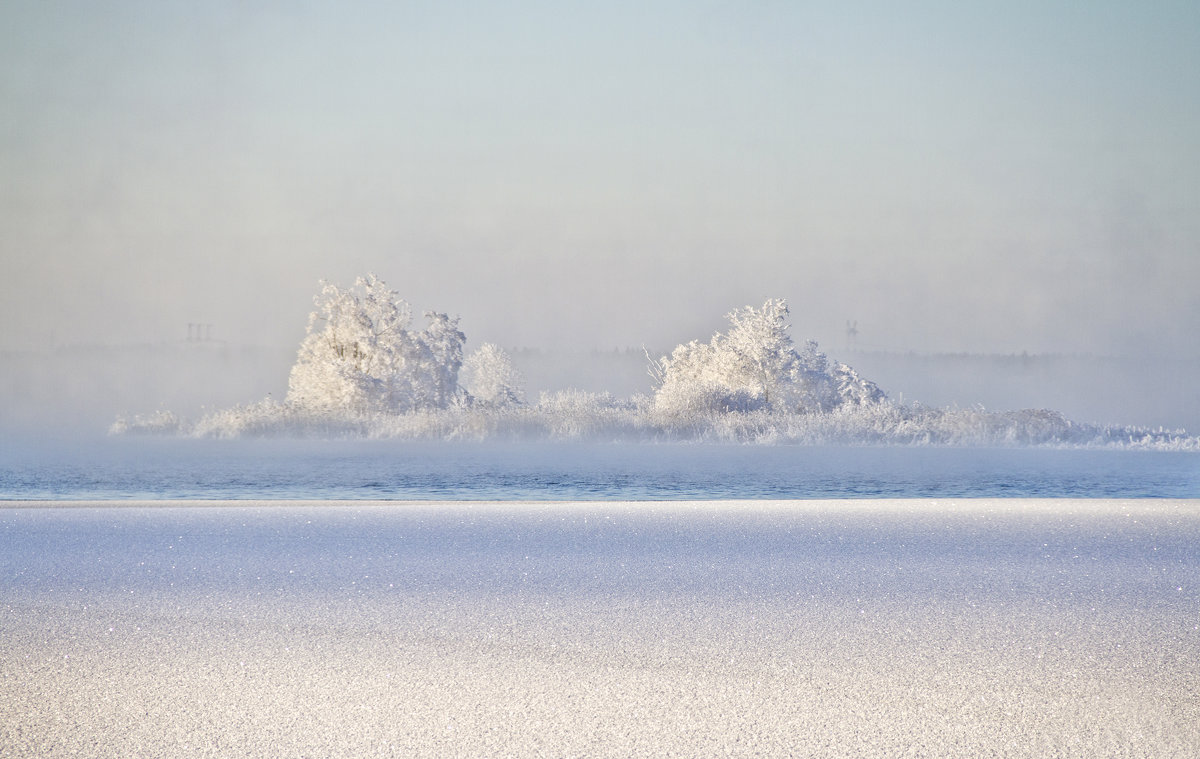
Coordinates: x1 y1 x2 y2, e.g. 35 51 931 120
3 0 1198 356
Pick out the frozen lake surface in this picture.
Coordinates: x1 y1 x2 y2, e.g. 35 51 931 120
3 498 1198 757
3 439 1199 499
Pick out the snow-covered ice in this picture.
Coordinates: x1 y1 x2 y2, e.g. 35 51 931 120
3 499 1198 757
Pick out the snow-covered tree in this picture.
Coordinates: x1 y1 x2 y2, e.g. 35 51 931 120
410 311 466 409
651 299 884 422
286 275 465 415
461 343 525 407
721 298 797 406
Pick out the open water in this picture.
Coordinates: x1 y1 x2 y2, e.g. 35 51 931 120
2 438 1197 500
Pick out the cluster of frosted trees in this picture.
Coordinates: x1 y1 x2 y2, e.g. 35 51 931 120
269 279 887 436
649 299 883 426
283 274 523 414
286 275 467 414
280 279 882 420
111 275 1196 449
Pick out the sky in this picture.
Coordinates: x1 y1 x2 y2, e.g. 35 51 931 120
3 0 1198 359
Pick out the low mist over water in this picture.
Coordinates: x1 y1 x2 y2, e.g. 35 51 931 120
3 341 1197 438
3 439 1198 500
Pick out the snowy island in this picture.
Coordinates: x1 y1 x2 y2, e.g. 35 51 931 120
113 275 1196 450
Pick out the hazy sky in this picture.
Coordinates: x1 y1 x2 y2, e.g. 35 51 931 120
3 0 1198 357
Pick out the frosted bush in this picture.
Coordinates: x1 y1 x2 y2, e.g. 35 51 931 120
534 390 648 440
109 409 183 436
461 343 525 407
191 399 369 439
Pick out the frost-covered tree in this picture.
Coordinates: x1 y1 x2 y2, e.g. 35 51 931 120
721 298 797 405
651 299 884 422
410 311 467 409
286 274 465 415
461 343 525 407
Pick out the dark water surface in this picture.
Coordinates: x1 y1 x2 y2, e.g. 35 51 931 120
2 437 1197 500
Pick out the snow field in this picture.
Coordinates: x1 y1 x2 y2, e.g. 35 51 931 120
2 499 1198 757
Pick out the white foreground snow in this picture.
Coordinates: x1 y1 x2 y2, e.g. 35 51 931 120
2 499 1198 757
